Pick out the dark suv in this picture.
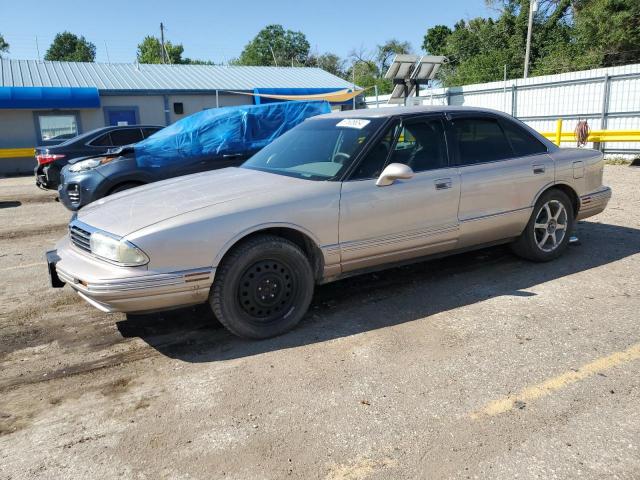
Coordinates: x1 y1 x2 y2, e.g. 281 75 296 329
57 100 331 210
35 125 163 189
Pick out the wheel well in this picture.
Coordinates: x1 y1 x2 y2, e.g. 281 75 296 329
225 228 324 281
546 184 580 216
107 181 145 195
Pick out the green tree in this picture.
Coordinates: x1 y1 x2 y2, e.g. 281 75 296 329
422 25 452 55
136 36 185 64
44 31 95 62
347 39 413 95
376 39 412 74
237 25 310 66
182 58 215 65
423 0 640 86
0 33 9 58
306 52 346 77
572 0 640 67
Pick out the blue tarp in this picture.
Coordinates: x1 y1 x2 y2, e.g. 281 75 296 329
134 100 331 167
0 87 100 109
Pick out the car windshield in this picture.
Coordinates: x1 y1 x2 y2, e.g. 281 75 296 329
242 117 385 180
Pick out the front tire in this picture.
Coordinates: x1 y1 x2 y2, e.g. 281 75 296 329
210 235 314 339
511 189 574 262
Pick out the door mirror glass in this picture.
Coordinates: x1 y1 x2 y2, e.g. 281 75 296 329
376 163 414 186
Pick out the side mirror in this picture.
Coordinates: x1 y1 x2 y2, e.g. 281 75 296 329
376 163 414 187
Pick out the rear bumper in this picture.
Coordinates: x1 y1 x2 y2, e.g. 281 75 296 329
577 186 612 220
34 163 61 190
53 237 214 313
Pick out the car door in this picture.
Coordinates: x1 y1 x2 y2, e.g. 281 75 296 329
339 115 461 272
450 114 554 247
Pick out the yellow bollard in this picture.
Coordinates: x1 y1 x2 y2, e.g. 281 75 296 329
555 118 563 146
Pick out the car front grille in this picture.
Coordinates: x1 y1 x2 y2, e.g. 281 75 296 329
67 185 80 205
69 224 91 253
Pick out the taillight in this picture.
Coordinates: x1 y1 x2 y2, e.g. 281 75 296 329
36 153 66 165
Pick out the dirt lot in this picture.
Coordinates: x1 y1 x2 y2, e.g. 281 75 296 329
1 166 639 479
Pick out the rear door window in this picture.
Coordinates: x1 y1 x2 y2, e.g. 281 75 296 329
109 128 143 146
142 127 161 138
501 120 547 156
90 133 112 147
452 117 514 165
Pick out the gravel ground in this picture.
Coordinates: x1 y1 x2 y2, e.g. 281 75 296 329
0 166 639 480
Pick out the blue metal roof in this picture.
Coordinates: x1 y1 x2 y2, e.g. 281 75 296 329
0 59 354 92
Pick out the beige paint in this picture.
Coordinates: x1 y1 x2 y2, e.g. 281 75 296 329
51 106 612 315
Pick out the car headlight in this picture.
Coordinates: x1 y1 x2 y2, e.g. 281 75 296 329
69 157 115 172
89 231 149 266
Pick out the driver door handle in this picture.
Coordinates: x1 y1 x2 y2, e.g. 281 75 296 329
434 178 452 190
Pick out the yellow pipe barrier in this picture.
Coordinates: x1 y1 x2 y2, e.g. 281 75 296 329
554 119 563 146
0 148 35 159
540 120 640 144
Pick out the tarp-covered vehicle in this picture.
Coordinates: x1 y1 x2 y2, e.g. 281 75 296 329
58 100 331 210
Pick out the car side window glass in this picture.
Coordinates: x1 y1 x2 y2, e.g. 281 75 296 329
501 120 547 156
109 128 143 145
90 133 112 147
349 123 399 180
453 117 514 165
388 119 447 172
142 127 160 138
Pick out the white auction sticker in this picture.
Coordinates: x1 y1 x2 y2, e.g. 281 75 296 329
336 119 371 129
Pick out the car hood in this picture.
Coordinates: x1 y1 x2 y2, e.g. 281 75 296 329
77 167 297 237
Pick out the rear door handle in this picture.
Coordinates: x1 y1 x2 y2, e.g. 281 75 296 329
533 164 545 174
434 178 452 190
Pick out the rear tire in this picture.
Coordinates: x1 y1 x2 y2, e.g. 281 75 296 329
511 189 574 262
210 235 314 339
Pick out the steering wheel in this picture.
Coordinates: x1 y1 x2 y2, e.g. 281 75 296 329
333 152 350 164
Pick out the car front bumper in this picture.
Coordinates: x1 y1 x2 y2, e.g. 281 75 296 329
577 186 612 220
58 169 107 211
49 237 214 314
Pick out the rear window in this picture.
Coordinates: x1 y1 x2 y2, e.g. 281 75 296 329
142 127 161 138
501 120 547 156
109 128 143 145
90 133 112 147
452 117 513 165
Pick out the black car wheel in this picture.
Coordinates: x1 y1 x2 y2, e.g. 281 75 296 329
210 235 314 339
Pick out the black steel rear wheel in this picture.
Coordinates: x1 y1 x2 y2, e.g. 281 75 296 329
210 234 314 339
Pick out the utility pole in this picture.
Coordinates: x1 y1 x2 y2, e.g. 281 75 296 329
268 43 278 67
160 22 167 64
35 36 41 61
352 63 356 110
104 41 111 63
523 0 537 78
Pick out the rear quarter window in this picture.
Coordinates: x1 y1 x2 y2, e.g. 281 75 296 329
452 117 514 165
501 120 547 156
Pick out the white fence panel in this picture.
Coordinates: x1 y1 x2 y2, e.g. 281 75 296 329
365 63 640 154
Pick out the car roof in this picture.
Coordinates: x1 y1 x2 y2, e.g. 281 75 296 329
312 105 513 120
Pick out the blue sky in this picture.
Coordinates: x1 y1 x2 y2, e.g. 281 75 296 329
0 0 491 64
